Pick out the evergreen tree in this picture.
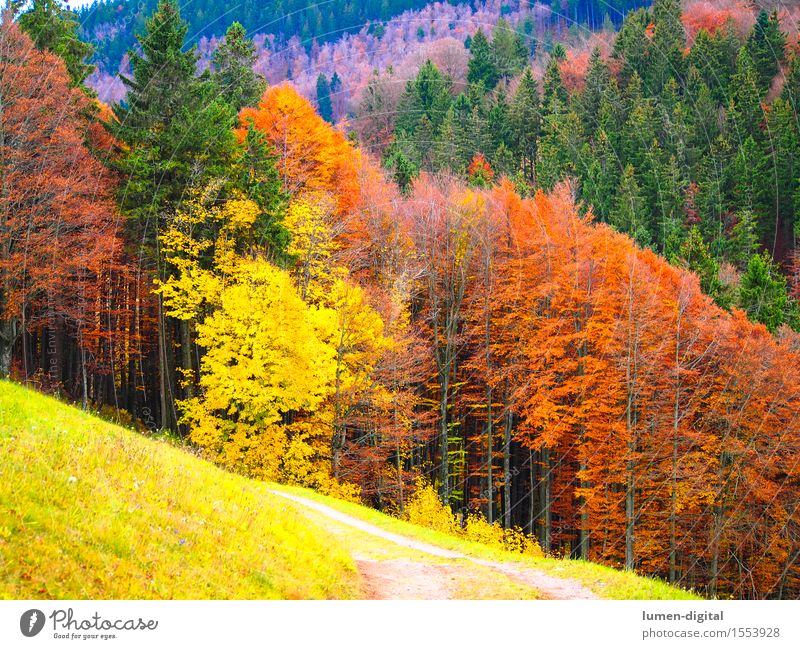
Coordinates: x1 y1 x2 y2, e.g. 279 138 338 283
726 210 759 270
612 7 650 89
17 0 94 86
109 1 243 430
491 18 527 81
487 89 512 164
537 109 583 192
112 0 235 225
580 129 619 222
781 54 800 118
729 47 764 142
510 68 541 186
395 60 452 136
762 98 800 254
611 164 650 247
728 135 763 218
316 73 334 122
467 29 499 91
578 47 612 136
687 27 738 105
647 0 686 94
542 55 568 117
235 123 290 256
738 252 790 332
434 106 460 172
746 10 786 94
679 226 726 306
210 22 266 112
330 70 342 119
386 146 418 194
653 152 686 260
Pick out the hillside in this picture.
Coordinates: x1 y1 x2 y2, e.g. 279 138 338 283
0 381 696 600
0 380 359 599
78 0 644 71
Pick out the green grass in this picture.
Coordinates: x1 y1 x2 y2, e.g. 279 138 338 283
272 484 702 600
0 381 360 599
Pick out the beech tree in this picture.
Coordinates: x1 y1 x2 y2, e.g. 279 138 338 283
0 15 121 386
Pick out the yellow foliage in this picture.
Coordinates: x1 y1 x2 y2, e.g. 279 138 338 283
463 515 544 558
182 259 337 468
403 479 458 534
402 479 543 556
155 186 262 320
284 192 344 302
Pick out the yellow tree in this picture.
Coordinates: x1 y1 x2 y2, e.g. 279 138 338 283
181 259 338 483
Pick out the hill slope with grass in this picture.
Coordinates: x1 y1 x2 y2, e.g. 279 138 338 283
0 380 359 599
0 381 699 600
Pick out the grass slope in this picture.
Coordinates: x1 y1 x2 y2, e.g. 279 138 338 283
0 380 699 600
0 381 359 599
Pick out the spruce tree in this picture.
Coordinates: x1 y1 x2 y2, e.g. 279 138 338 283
746 10 786 94
726 210 759 270
211 22 266 112
395 60 452 136
467 29 499 91
578 48 611 136
510 68 541 186
730 47 766 142
611 164 650 247
491 18 527 81
647 0 686 94
679 226 725 305
110 1 240 431
17 0 95 86
739 252 790 332
542 55 568 117
316 73 334 122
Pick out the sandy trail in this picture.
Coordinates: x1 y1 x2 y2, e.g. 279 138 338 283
271 490 598 600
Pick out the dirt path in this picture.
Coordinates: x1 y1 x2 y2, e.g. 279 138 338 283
271 490 598 600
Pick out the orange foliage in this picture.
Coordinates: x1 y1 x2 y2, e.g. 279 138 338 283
0 16 123 343
559 50 590 93
238 83 359 215
682 1 756 42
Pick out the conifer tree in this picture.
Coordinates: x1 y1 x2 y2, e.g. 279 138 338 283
746 10 786 94
510 68 541 186
316 73 334 123
611 164 650 247
730 47 766 142
16 0 94 86
467 29 499 91
491 18 527 81
739 253 790 332
578 48 612 136
211 22 265 112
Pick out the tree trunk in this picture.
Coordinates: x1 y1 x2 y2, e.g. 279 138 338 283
540 445 551 551
0 317 18 379
503 391 512 529
157 293 172 431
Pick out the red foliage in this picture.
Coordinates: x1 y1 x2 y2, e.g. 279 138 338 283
467 153 494 186
559 50 590 93
682 0 756 42
0 16 123 351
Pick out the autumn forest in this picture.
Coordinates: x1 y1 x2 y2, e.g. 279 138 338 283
2 0 800 601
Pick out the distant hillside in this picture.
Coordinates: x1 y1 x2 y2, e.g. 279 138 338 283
78 0 647 74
